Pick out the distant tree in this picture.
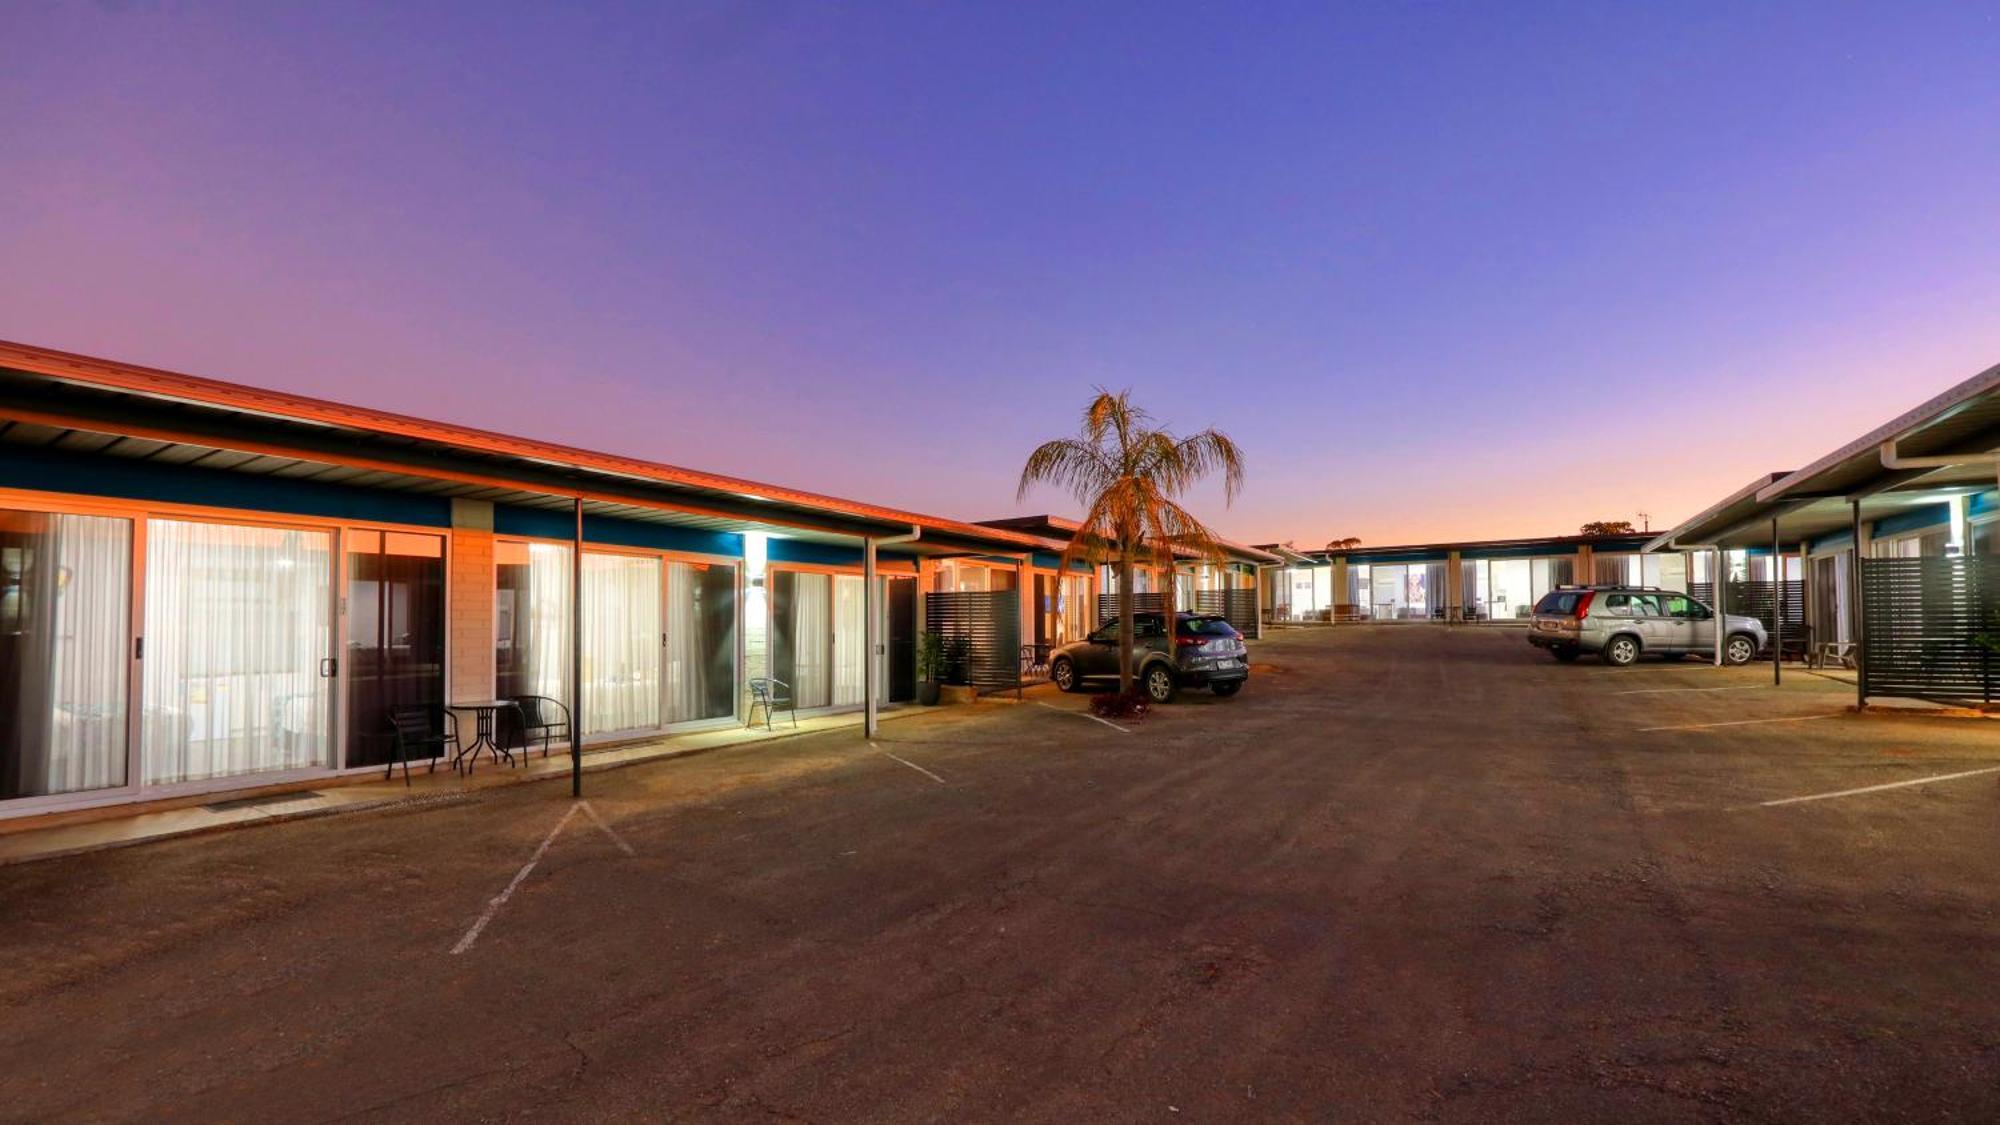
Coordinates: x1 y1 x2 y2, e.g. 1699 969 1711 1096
1325 537 1363 551
1580 520 1636 536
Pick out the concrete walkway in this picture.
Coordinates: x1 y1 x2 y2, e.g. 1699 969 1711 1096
0 706 924 866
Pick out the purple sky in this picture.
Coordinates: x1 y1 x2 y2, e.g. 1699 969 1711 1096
4 3 1996 547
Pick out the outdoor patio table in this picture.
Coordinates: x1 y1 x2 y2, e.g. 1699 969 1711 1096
450 700 524 773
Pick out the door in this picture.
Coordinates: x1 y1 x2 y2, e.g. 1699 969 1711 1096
343 530 446 769
1662 593 1713 649
886 577 916 703
1638 594 1690 652
1080 619 1121 677
142 518 334 786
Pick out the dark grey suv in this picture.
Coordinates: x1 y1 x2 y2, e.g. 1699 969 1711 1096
1050 612 1249 702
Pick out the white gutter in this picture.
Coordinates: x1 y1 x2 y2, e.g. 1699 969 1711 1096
1878 438 2000 473
864 526 922 738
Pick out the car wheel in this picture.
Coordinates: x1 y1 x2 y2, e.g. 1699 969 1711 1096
1211 680 1242 697
1051 657 1080 693
1601 635 1640 667
1143 664 1178 703
1724 634 1758 666
1551 646 1580 663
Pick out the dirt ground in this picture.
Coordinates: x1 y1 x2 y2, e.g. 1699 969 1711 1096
2 626 1997 1123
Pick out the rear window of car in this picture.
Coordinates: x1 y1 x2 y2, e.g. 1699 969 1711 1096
1535 592 1580 615
1178 615 1240 637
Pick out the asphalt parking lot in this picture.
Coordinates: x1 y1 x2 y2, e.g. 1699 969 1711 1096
2 626 1997 1123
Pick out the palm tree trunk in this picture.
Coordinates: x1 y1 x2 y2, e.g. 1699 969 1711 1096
1117 550 1135 695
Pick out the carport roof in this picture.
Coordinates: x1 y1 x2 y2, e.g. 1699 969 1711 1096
0 339 1062 557
1647 360 2000 552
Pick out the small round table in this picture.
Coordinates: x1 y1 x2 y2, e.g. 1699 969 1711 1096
451 700 524 773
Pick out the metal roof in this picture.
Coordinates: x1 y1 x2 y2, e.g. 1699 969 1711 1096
1287 532 1655 564
975 514 1283 565
0 339 1064 557
1647 360 2000 551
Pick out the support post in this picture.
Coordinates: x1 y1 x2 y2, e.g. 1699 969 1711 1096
1712 546 1725 667
571 497 584 798
864 538 879 739
1851 498 1867 710
1772 519 1783 685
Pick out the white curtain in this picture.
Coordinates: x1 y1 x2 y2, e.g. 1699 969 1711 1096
3 511 130 798
832 575 866 706
143 519 331 785
524 543 572 703
582 552 660 735
791 573 830 709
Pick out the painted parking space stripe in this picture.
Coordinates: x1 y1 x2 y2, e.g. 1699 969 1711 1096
870 741 946 784
452 803 581 955
1636 713 1845 733
577 799 636 856
1746 766 2000 808
1034 700 1132 734
1612 685 1766 696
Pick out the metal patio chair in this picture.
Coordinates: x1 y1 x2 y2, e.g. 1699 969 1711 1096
386 706 459 786
748 678 797 730
506 695 571 759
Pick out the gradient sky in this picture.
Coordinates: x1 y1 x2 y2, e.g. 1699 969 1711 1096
4 2 1996 548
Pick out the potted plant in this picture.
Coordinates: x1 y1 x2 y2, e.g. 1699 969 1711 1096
915 630 945 705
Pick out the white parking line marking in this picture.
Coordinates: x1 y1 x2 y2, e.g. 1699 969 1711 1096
577 799 636 856
870 741 946 784
452 803 580 955
1637 713 1844 733
1034 700 1132 734
1613 685 1765 696
1749 766 2000 808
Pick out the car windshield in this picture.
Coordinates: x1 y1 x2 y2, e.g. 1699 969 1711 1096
1178 615 1239 637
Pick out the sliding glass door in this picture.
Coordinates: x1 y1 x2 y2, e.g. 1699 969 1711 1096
344 531 445 769
773 571 831 709
582 552 662 736
0 510 131 800
832 575 867 707
666 560 736 724
142 518 333 786
496 541 573 705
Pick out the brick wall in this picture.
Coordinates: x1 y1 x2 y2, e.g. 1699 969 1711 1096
449 528 495 702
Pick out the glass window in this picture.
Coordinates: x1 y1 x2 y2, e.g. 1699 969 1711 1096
1 510 131 799
1973 520 1997 557
1534 591 1580 615
143 519 333 785
1179 615 1239 637
1661 595 1709 619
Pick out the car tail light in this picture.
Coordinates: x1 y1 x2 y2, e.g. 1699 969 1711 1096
1574 592 1596 620
1175 635 1201 648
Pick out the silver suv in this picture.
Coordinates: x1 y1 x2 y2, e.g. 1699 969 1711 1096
1527 586 1766 667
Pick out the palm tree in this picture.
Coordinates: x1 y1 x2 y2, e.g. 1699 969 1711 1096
1018 389 1246 696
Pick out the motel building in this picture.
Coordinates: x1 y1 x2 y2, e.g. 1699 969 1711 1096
1259 531 1663 623
1647 361 2000 706
0 340 1252 823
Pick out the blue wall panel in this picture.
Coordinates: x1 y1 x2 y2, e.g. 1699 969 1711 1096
493 504 745 557
0 444 453 526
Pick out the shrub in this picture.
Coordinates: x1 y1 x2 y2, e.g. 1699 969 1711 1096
1089 691 1150 721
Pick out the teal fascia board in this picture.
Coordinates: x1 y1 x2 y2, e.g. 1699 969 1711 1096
0 443 452 526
